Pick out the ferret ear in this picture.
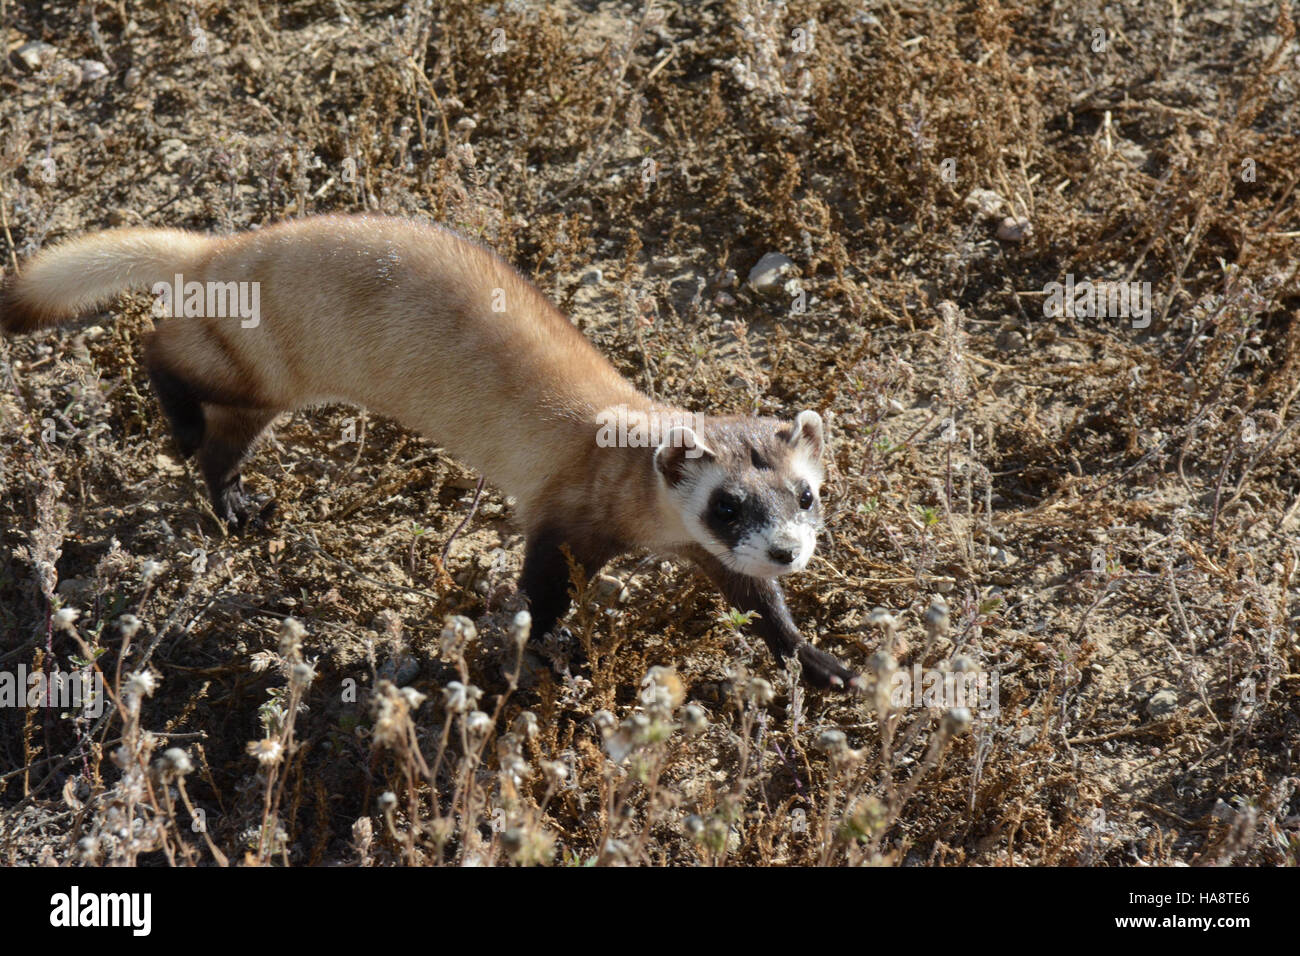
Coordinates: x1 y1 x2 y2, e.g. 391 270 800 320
654 426 715 487
787 409 824 460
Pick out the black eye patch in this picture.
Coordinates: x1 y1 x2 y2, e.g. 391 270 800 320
705 488 767 547
749 447 770 470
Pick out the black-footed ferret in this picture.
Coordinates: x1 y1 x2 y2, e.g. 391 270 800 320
1 214 860 690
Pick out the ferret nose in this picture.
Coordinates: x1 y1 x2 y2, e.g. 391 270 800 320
768 546 795 566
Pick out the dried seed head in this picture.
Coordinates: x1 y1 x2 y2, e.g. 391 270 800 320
497 731 522 759
351 817 374 854
53 606 80 633
377 790 397 813
817 728 861 768
868 651 898 679
508 611 532 650
140 560 165 583
290 661 316 689
868 651 899 717
745 677 775 707
164 747 193 774
682 703 709 735
604 713 651 763
513 710 539 739
117 614 142 640
465 710 493 738
441 680 482 714
541 759 568 787
499 753 531 784
924 596 950 639
157 747 194 779
942 707 973 736
867 607 898 633
125 669 159 699
279 617 307 657
642 665 686 711
399 686 427 710
246 737 283 766
440 615 477 656
77 836 100 862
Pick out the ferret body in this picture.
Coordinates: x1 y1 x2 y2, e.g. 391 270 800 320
1 214 859 689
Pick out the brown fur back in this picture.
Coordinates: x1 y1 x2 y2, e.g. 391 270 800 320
3 215 662 532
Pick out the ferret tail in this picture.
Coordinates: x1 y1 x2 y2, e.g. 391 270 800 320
0 227 214 334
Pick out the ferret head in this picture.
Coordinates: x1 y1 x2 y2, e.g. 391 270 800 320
654 410 825 578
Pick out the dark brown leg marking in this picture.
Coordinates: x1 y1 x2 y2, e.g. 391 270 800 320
144 334 254 458
692 550 860 691
143 331 278 530
198 405 278 530
519 526 619 644
146 364 207 458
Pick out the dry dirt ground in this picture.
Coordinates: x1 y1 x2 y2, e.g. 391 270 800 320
1 0 1298 866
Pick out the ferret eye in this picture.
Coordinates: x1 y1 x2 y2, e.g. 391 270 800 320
711 494 741 523
798 486 815 510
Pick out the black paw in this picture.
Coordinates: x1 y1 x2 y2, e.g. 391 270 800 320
533 624 591 678
214 481 276 532
796 642 862 693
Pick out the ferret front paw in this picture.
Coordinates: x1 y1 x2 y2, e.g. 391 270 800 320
796 642 860 692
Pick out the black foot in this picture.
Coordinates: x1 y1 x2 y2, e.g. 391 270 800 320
214 479 276 532
796 642 863 693
537 625 590 677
